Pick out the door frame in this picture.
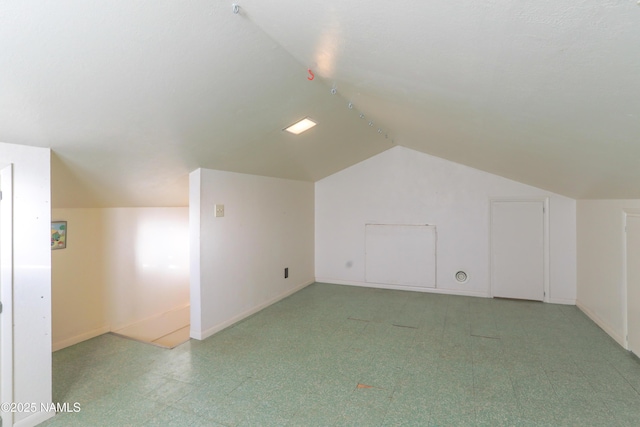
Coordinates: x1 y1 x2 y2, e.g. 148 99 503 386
622 209 640 351
0 164 13 427
489 197 550 302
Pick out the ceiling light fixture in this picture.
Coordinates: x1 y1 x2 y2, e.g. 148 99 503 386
283 117 317 135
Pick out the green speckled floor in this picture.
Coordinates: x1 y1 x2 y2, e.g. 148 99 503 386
43 283 640 426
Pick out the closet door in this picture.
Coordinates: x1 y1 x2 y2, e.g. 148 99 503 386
626 214 640 355
491 201 544 301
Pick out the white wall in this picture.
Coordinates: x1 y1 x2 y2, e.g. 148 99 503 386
103 208 189 330
316 146 576 303
51 209 108 350
576 200 640 346
51 207 189 349
190 168 314 339
0 142 52 426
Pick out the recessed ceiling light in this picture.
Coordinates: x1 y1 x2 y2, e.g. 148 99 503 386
283 117 317 135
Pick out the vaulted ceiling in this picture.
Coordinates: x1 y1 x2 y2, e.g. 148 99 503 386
2 1 639 207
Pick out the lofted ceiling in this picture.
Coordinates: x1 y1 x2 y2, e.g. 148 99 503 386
1 1 639 208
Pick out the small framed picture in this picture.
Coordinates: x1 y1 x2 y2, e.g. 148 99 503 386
51 221 67 250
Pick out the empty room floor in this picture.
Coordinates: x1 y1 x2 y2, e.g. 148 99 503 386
43 283 640 426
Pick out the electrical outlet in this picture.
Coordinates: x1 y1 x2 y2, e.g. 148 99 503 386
215 204 224 217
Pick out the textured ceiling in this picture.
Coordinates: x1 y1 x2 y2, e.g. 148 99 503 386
1 1 639 207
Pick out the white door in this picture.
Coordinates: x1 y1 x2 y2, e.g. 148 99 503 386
626 215 640 356
0 165 13 427
491 201 544 301
0 172 2 414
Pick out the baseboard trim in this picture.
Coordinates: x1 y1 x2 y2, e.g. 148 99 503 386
13 410 55 427
576 300 625 348
52 325 111 352
549 297 576 305
191 280 314 341
315 278 489 298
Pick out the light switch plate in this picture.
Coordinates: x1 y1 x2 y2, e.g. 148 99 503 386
215 204 224 217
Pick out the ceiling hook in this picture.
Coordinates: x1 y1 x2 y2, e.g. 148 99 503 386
232 4 240 14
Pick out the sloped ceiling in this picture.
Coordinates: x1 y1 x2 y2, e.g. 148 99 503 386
1 1 639 207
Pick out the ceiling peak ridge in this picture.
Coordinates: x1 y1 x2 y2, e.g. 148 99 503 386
230 3 396 145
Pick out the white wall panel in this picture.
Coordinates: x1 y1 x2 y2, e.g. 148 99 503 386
365 224 436 288
103 208 189 331
51 209 108 350
0 142 53 426
577 200 640 346
316 146 576 302
190 168 314 340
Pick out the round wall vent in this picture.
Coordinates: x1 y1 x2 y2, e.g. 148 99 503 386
455 270 469 283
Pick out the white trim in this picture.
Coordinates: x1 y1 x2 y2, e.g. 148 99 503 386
548 297 576 305
622 209 640 350
52 325 110 352
13 410 55 427
576 300 625 347
190 280 314 340
489 197 549 302
316 278 489 298
189 169 203 338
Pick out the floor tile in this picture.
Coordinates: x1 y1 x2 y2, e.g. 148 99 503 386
48 283 640 426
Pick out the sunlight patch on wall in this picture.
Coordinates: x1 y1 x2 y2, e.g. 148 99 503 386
135 218 189 279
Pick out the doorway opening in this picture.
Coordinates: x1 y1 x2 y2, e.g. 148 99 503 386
50 207 190 351
96 210 191 349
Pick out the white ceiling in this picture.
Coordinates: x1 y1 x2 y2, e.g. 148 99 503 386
2 1 639 207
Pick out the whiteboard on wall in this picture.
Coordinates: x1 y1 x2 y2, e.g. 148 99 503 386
365 224 436 288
